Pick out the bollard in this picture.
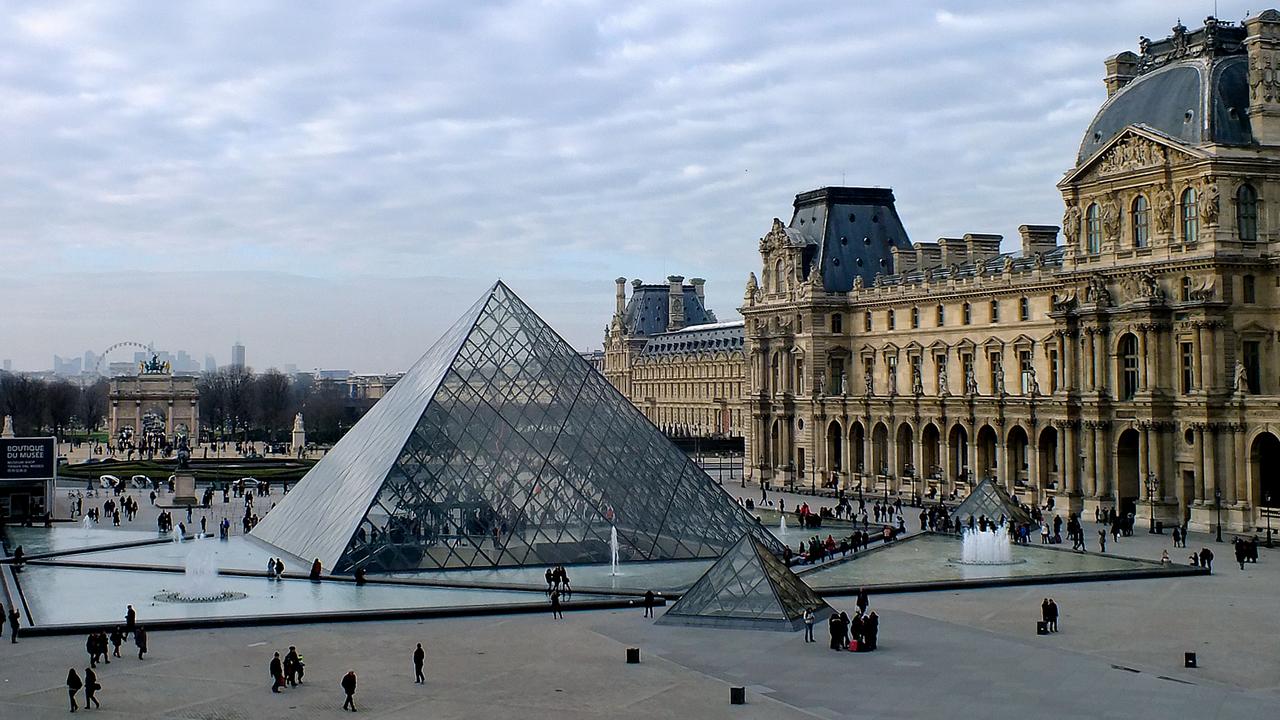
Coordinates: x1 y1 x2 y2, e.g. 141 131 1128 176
730 687 746 705
1184 652 1197 668
626 647 640 664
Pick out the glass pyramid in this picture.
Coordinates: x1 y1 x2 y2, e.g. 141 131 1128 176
251 281 780 573
953 479 1034 526
658 533 832 632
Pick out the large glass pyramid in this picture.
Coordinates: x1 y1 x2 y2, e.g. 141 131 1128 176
658 533 832 632
251 281 780 573
953 479 1034 527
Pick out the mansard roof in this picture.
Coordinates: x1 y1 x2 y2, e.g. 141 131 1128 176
638 320 745 358
787 187 913 293
620 281 716 337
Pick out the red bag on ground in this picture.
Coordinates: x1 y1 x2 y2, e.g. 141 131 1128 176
848 640 858 652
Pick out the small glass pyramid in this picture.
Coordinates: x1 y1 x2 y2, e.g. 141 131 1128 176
252 281 779 572
953 478 1034 526
658 533 832 631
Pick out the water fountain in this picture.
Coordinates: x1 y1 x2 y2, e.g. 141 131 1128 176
779 514 788 536
81 515 94 537
154 538 247 603
610 526 620 576
958 526 1019 565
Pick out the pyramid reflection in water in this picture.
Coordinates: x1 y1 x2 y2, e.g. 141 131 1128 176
252 281 779 572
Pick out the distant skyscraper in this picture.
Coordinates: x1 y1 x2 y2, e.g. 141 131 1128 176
2 359 11 372
283 363 298 376
204 354 217 374
83 350 99 375
231 342 246 369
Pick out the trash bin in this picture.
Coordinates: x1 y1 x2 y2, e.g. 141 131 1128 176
730 687 746 705
1036 621 1048 635
1184 652 1197 668
626 648 640 664
1156 521 1164 534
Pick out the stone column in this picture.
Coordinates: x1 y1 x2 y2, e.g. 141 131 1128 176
1206 322 1220 393
1064 332 1077 392
1063 423 1079 496
1084 424 1098 497
1138 326 1150 390
1095 423 1110 500
1229 424 1245 505
1196 324 1207 391
940 427 952 490
1095 330 1108 394
1028 439 1041 496
1149 325 1162 393
1193 425 1206 503
914 426 925 492
1084 330 1096 390
1204 425 1219 509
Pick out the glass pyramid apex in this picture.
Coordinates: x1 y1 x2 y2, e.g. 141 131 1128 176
658 533 831 632
252 281 780 572
953 478 1034 527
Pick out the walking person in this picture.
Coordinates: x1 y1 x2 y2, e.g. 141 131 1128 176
643 590 655 618
1098 529 1107 553
134 626 148 659
270 652 285 693
124 605 136 638
83 667 101 709
803 608 815 643
8 606 19 643
855 587 869 615
286 646 304 685
1199 547 1214 572
110 627 123 658
341 670 358 712
550 589 564 619
66 668 82 713
413 643 425 684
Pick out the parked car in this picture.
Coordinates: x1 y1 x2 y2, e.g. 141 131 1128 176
129 474 152 488
99 475 121 489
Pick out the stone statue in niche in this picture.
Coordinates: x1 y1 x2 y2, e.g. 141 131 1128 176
1233 361 1250 394
1154 188 1174 234
864 371 874 396
964 366 979 396
1062 204 1081 245
938 365 949 397
840 371 848 395
1200 181 1221 226
912 365 924 396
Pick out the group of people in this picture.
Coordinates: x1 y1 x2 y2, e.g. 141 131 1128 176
64 606 148 712
1232 536 1262 568
823 609 879 652
268 646 305 692
1039 598 1060 632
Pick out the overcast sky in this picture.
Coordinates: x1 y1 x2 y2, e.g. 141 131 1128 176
0 1 1257 372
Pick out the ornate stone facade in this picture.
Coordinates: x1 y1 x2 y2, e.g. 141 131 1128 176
108 367 200 447
738 14 1280 534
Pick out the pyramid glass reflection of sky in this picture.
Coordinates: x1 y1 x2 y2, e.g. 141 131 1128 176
658 534 831 631
252 281 779 573
953 479 1034 526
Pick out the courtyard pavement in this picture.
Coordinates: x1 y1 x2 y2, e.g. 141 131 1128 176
3 475 1272 717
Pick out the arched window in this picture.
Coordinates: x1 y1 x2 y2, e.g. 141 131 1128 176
831 313 843 334
887 309 896 330
1086 203 1102 253
1132 195 1149 248
1237 183 1258 243
962 302 972 325
936 304 945 326
1119 334 1139 400
773 259 785 292
1180 187 1198 243
911 307 919 328
1019 297 1030 321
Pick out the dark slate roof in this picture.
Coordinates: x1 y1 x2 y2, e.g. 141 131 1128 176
620 283 716 337
1077 19 1252 164
638 321 744 358
789 187 913 293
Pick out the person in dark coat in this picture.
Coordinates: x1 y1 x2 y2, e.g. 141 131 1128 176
864 612 879 650
855 588 869 615
413 643 425 684
8 607 19 643
341 670 357 711
848 612 864 650
643 590 655 618
270 652 285 693
124 605 136 638
67 668 82 712
310 558 322 581
110 627 124 658
87 633 99 668
550 589 563 619
134 626 148 659
1199 547 1214 572
83 667 101 709
1046 599 1059 632
285 646 303 686
828 612 844 650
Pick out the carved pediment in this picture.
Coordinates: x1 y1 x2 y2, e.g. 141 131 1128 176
1061 126 1206 186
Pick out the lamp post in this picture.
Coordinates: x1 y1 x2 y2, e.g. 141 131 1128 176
1266 492 1274 548
1145 472 1159 533
1214 488 1223 543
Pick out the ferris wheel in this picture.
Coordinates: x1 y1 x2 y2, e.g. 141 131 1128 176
94 341 154 375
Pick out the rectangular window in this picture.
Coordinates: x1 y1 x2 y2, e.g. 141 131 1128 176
910 355 922 391
1243 340 1261 394
1180 341 1195 394
936 305 945 326
863 357 874 393
961 353 974 390
990 300 1000 323
963 303 972 325
1019 297 1030 321
936 355 948 393
864 312 872 332
911 307 919 328
1019 350 1034 394
989 351 1002 393
887 310 896 330
1244 275 1256 304
1049 348 1060 393
886 354 897 393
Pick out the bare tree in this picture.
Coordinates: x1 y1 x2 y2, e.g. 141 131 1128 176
45 380 79 440
252 369 295 442
78 379 109 436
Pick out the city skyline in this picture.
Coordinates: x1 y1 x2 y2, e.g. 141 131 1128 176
0 1 1256 371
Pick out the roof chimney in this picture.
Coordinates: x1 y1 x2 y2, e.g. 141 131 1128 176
1103 51 1139 96
615 277 627 316
1245 10 1280 145
1018 225 1060 256
667 275 686 331
689 277 706 302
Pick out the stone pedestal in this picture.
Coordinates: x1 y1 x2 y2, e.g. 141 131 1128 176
173 473 197 506
1133 500 1180 533
1081 497 1113 520
1053 491 1084 515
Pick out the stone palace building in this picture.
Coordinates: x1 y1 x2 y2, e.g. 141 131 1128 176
611 14 1280 534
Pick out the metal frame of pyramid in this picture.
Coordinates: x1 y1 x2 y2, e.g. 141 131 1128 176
953 478 1034 526
657 533 832 632
251 281 781 573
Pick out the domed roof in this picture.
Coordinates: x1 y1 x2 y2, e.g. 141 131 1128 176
1076 18 1254 165
1077 56 1252 164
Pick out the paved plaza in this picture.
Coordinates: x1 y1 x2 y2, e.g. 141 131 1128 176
1 479 1275 717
